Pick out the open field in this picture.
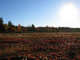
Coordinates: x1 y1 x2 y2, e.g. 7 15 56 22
0 32 80 60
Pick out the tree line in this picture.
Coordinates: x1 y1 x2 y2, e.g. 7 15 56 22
0 18 80 33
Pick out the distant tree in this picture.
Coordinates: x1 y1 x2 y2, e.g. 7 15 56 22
8 21 14 27
7 26 15 33
3 24 9 32
21 26 27 33
27 24 36 32
17 24 22 32
31 24 36 32
52 27 54 32
46 26 49 32
27 26 31 32
0 18 6 33
53 28 56 32
50 28 53 32
37 27 40 32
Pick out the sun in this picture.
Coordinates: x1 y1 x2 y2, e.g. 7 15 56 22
56 2 79 28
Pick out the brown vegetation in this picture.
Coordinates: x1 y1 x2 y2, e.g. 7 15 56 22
0 32 80 60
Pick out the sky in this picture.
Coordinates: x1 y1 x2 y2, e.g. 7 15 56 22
0 0 80 28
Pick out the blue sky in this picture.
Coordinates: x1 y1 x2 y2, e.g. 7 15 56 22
0 0 80 27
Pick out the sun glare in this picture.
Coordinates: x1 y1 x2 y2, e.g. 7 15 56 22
55 2 79 28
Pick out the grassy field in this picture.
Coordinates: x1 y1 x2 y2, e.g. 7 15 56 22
0 32 80 60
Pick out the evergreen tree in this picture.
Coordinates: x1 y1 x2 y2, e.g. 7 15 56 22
0 18 6 33
8 21 13 27
31 24 36 32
